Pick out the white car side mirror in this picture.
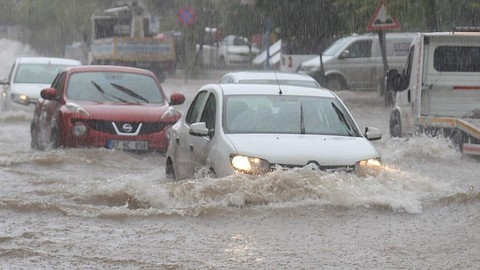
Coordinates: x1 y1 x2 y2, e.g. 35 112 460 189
189 122 209 137
365 126 382 141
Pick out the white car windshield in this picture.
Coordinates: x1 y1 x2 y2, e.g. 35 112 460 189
14 63 72 84
66 71 164 104
224 95 359 136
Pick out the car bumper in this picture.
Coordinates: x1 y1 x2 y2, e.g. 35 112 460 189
60 124 172 152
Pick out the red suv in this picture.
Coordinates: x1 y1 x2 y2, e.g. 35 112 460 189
31 65 185 152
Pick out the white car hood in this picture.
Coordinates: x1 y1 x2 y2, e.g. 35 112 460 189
226 133 379 167
301 55 334 68
10 83 51 99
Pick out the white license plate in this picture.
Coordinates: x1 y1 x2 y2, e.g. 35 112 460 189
108 140 148 150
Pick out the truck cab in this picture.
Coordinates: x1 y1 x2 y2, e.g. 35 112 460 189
198 35 260 68
388 31 480 155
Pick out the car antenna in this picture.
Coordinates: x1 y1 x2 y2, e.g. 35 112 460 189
270 59 283 95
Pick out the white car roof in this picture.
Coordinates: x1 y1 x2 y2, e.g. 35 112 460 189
221 71 318 82
212 83 336 98
16 57 82 65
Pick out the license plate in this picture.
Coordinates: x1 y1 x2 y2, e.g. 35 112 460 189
107 140 148 150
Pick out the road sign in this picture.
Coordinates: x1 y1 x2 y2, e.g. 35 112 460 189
178 6 196 27
368 0 400 31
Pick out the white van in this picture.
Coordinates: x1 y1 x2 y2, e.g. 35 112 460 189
386 31 480 155
298 32 416 91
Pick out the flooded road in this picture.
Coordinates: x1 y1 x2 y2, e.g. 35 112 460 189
1 40 480 269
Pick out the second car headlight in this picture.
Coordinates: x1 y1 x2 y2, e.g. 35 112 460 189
355 158 383 176
11 93 30 105
230 154 271 174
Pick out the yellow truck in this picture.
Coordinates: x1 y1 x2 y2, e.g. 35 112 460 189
89 3 176 81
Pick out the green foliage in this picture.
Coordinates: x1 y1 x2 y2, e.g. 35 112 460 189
3 0 108 56
2 0 480 58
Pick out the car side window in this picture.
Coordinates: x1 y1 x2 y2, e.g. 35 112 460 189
51 72 66 98
200 93 216 137
185 91 208 124
346 40 372 58
219 76 233 84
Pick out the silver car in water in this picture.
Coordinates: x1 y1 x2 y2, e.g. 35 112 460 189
166 83 383 181
0 57 81 112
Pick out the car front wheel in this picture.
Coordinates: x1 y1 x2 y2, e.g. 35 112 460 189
165 157 176 181
325 75 346 91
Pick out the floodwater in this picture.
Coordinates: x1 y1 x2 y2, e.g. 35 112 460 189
1 39 479 269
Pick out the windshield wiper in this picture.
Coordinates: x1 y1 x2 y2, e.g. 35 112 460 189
300 102 305 134
331 102 356 136
110 83 149 103
91 80 128 103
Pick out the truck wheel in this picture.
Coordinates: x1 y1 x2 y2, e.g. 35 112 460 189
325 75 346 91
389 111 402 137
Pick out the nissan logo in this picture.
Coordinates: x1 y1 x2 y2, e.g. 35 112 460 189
122 123 133 132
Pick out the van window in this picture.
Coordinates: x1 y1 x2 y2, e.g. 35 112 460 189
323 37 353 56
345 40 372 58
434 46 480 72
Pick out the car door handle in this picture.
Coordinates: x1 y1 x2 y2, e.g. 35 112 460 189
189 144 194 151
175 136 179 144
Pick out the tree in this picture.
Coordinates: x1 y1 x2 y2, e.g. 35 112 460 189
255 0 340 53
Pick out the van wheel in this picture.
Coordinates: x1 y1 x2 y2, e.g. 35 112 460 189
389 111 402 137
325 75 346 91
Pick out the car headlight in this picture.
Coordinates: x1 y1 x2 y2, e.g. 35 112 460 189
66 102 90 116
72 123 88 137
230 154 271 174
355 158 383 176
11 93 31 105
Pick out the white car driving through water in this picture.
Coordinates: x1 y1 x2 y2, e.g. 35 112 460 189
0 57 82 112
165 83 383 181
